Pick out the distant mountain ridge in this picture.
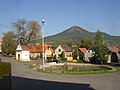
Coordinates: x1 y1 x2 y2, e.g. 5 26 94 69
45 26 120 46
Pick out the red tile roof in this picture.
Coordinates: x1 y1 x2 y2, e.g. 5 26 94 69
60 45 72 52
78 48 87 53
27 44 49 53
107 46 120 53
22 46 29 51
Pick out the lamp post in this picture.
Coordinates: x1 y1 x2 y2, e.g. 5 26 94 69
42 19 45 70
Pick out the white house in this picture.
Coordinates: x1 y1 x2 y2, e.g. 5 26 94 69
55 45 73 61
16 44 30 61
78 48 94 61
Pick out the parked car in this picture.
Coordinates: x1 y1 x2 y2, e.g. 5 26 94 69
47 59 63 63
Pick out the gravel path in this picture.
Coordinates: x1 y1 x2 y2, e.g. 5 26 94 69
1 55 120 90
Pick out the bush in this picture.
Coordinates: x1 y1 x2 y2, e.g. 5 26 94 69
0 62 12 90
0 62 11 76
77 60 84 63
89 56 108 65
60 58 67 61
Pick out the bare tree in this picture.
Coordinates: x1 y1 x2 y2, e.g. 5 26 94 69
12 19 27 45
27 20 41 41
12 19 41 45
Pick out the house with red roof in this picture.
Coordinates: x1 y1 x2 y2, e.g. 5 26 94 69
27 44 53 60
0 38 3 53
55 45 73 61
78 48 94 61
16 43 53 61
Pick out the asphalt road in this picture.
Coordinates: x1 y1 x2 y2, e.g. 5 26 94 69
1 55 120 90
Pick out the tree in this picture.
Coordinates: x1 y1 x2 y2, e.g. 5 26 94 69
79 51 84 60
1 32 17 55
12 19 28 45
72 48 79 60
80 39 93 49
90 31 107 64
12 19 41 45
61 51 65 59
27 20 41 41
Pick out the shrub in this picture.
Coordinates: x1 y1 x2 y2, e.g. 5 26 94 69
0 62 11 76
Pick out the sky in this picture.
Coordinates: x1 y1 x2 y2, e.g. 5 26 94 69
0 0 120 37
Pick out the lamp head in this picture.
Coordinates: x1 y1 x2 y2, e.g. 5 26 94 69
42 19 45 24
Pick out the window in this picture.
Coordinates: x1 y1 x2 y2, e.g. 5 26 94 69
58 49 61 52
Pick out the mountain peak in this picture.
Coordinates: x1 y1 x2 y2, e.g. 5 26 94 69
45 26 120 45
66 26 88 34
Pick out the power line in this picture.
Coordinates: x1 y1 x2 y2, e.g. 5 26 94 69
0 23 12 30
0 24 16 37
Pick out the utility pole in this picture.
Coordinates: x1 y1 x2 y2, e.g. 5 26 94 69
42 19 45 70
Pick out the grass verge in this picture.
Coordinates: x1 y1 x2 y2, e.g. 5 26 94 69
29 64 120 75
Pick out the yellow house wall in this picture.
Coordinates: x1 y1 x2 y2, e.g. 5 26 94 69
67 57 73 61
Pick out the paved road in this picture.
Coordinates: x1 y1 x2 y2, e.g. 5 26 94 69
1 55 120 90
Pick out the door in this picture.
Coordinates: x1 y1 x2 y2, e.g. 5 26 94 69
111 52 118 62
18 54 20 61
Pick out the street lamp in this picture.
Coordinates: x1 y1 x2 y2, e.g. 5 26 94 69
42 19 45 70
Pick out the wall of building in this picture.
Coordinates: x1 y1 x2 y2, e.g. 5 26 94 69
30 53 40 58
55 45 64 59
16 51 22 61
84 50 94 61
21 51 30 61
16 51 30 61
0 42 2 53
55 45 73 61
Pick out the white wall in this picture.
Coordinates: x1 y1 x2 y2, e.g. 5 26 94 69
55 45 64 59
21 51 30 61
84 50 94 61
16 50 30 61
16 51 21 60
0 42 2 53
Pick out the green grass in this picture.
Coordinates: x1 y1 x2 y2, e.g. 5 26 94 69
29 64 120 75
62 70 113 75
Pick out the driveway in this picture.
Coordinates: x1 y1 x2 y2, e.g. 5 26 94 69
1 55 120 90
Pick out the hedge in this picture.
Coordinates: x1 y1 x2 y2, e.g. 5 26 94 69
0 62 11 76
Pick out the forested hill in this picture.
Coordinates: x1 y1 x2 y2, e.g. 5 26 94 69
44 26 120 46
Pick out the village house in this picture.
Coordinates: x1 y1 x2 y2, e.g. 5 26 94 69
107 46 120 63
16 43 53 61
55 45 73 61
27 44 53 60
16 44 30 61
78 48 94 62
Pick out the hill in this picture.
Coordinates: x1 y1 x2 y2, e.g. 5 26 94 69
44 26 120 46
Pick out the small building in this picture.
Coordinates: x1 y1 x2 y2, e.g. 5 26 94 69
16 44 30 61
55 45 73 61
78 48 94 61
